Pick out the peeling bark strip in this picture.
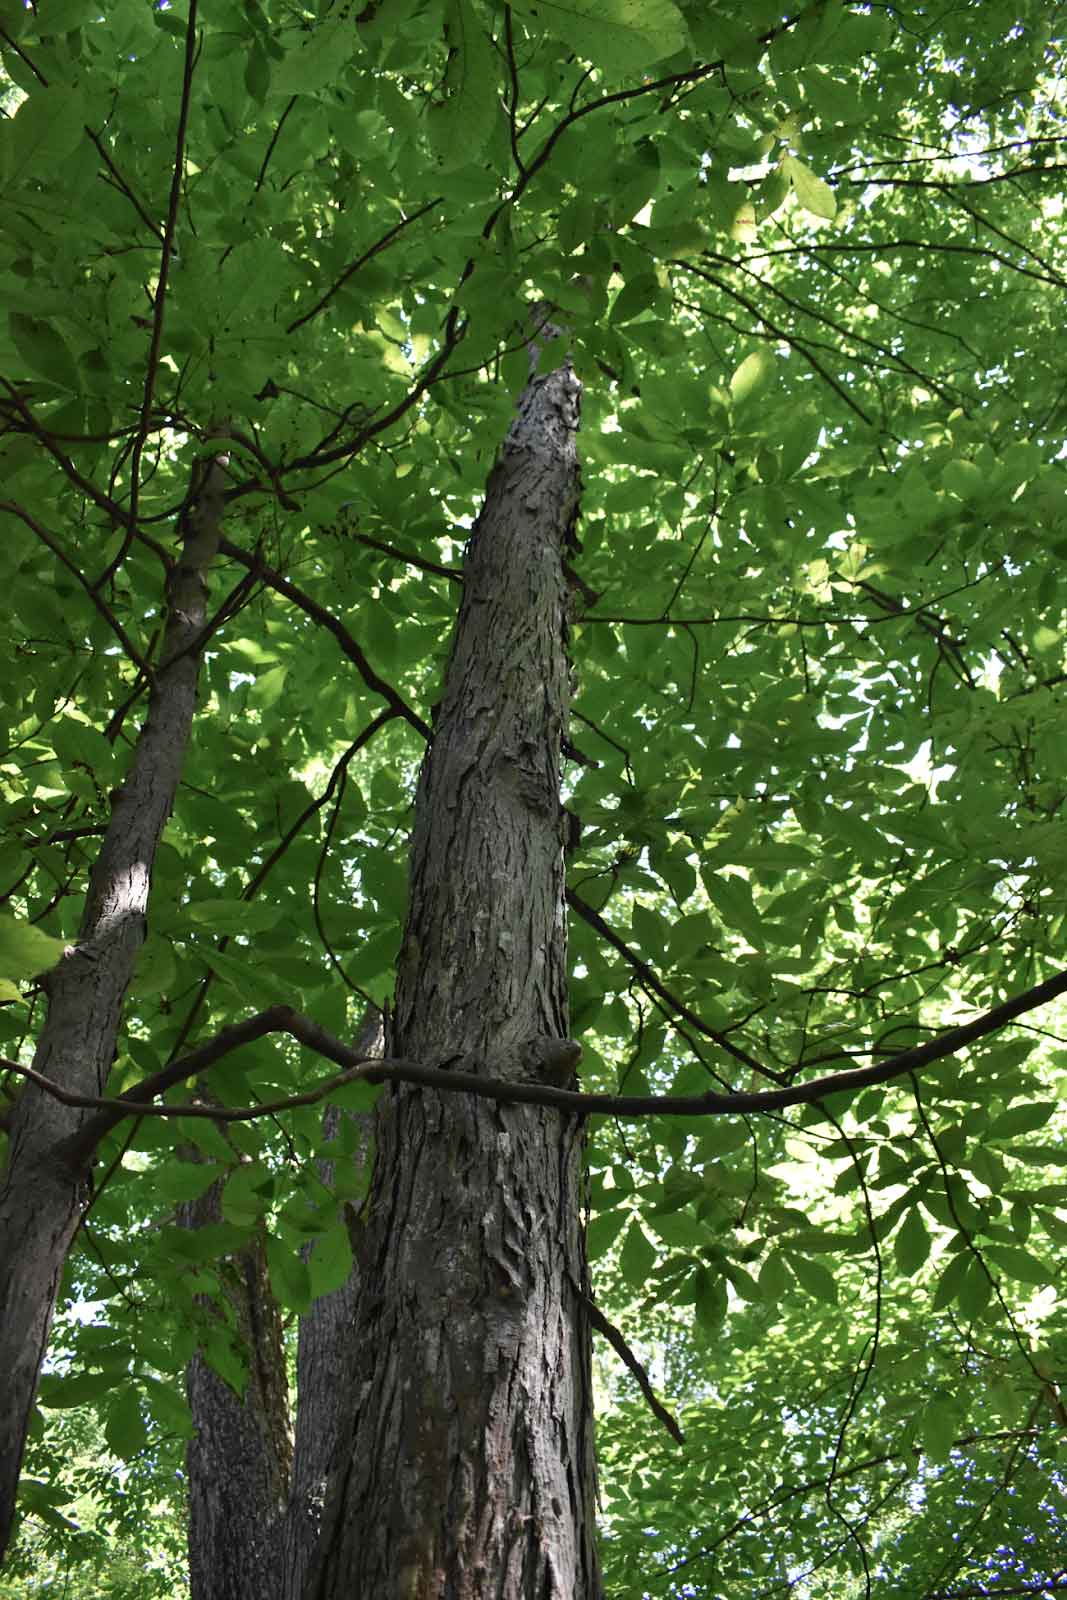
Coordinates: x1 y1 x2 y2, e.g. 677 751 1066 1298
0 462 226 1559
309 351 602 1596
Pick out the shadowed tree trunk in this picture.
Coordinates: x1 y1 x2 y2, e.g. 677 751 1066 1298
0 463 227 1559
180 1012 384 1600
180 1189 292 1600
282 1012 383 1600
307 327 601 1596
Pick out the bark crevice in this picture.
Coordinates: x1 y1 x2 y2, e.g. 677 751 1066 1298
308 343 600 1598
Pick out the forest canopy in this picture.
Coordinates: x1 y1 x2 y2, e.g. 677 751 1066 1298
2 0 1067 1596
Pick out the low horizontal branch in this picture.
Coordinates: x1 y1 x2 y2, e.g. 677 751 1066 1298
7 963 1065 1172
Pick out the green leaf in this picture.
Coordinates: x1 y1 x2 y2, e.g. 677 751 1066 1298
154 1160 225 1205
245 43 270 102
919 1396 956 1464
693 1265 728 1329
786 1254 837 1304
199 946 292 1007
332 1074 382 1111
8 314 81 392
265 1231 312 1314
0 915 66 983
307 1219 354 1298
273 17 356 92
186 898 286 935
894 1206 931 1275
2 84 87 186
202 1327 249 1396
220 1164 275 1228
956 1257 992 1321
729 349 776 406
619 1220 658 1287
931 1247 970 1310
758 1250 791 1300
426 0 498 170
38 1368 127 1409
104 1388 148 1460
704 873 763 949
141 1377 194 1438
586 1208 629 1259
610 274 663 327
250 663 289 709
782 155 837 221
510 0 688 75
942 459 985 501
16 1479 78 1534
987 1103 1057 1139
983 1243 1054 1287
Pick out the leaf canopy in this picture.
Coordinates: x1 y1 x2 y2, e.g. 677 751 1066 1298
3 0 1067 1594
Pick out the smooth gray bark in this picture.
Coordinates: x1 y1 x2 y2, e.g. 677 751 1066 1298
308 346 601 1597
0 464 226 1559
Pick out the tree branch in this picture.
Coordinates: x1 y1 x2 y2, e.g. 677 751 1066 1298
218 538 431 740
25 963 1067 1170
0 501 151 672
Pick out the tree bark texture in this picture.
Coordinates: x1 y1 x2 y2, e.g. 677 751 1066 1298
284 1011 382 1600
308 349 602 1598
181 1192 292 1600
181 1011 383 1600
0 464 225 1559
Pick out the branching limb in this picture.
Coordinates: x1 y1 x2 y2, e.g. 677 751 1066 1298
578 1287 684 1446
28 962 1067 1169
0 501 151 673
218 538 431 739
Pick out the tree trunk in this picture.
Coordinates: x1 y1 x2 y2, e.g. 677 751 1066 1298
308 336 602 1596
181 1192 292 1600
180 1012 384 1600
283 1012 382 1600
0 463 226 1559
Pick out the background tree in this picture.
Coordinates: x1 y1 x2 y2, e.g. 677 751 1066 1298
2 1 1067 1596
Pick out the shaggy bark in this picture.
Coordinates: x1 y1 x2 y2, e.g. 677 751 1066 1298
0 464 226 1559
283 1012 382 1600
181 1011 383 1600
181 1190 292 1600
308 344 601 1596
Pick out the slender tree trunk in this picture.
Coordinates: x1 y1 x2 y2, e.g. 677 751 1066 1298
308 335 601 1596
0 463 226 1559
180 1013 383 1600
283 1012 382 1600
180 1191 292 1600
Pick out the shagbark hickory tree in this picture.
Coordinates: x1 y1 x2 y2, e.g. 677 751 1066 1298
2 1 1067 1596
